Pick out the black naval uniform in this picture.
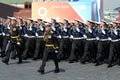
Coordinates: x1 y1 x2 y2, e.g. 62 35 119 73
95 26 109 66
80 26 97 64
68 25 85 63
0 23 11 57
107 27 120 67
33 24 45 60
57 24 70 60
22 25 36 59
2 25 22 64
38 28 59 74
0 24 3 50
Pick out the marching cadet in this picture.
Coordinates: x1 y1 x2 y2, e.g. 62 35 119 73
107 21 120 67
50 18 60 44
33 19 45 60
38 24 60 74
57 19 70 61
10 17 25 59
0 16 11 57
68 20 85 63
2 17 22 64
23 19 27 27
32 19 38 27
51 18 60 33
80 20 98 64
17 17 26 35
22 18 36 60
0 20 3 51
50 18 61 40
95 21 109 66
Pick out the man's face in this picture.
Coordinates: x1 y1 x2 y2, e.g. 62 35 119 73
112 23 117 27
17 18 22 24
38 20 42 24
45 26 50 31
100 22 105 27
51 19 55 24
35 22 38 26
63 20 67 24
27 19 32 25
86 22 91 27
11 20 17 25
6 18 11 23
74 21 79 26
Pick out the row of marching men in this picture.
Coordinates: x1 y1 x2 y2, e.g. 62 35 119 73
0 16 120 68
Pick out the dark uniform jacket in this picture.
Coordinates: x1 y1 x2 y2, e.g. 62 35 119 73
44 30 58 49
9 25 21 43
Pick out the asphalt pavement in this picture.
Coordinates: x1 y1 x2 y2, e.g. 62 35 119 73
0 58 120 80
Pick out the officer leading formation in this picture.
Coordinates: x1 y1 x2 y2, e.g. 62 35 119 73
0 16 120 75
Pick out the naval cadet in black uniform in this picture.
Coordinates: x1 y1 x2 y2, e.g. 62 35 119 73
95 21 109 66
107 21 120 67
80 20 98 64
0 16 11 57
22 18 36 60
33 19 45 60
68 20 85 63
38 24 60 74
0 21 3 51
2 17 22 64
57 19 70 61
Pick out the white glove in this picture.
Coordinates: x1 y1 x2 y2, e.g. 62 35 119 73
52 27 56 31
102 30 105 34
70 35 73 39
96 37 99 40
63 28 67 32
19 26 22 30
108 37 112 40
24 34 28 37
76 28 80 32
7 27 10 29
88 28 92 33
29 27 32 31
114 30 118 35
83 35 87 38
35 33 38 36
2 33 5 36
40 27 44 31
58 35 61 38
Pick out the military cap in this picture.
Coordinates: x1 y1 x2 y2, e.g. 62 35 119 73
7 16 12 19
11 17 17 21
37 19 42 21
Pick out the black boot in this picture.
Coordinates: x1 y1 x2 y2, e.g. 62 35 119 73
32 58 38 61
0 53 6 57
95 62 100 66
2 58 9 65
80 59 86 64
69 60 74 63
107 64 113 68
17 60 22 64
38 69 45 74
22 56 27 60
54 68 60 73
